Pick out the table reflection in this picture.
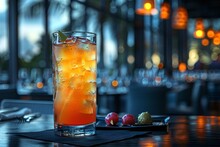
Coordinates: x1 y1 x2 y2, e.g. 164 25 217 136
139 116 220 147
0 115 220 146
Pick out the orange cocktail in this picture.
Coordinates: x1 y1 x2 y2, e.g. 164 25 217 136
52 31 96 137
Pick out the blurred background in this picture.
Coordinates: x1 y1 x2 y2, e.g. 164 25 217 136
1 0 220 115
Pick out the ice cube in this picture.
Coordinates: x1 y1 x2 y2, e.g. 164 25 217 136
80 94 96 114
76 37 90 51
84 70 96 82
71 65 86 77
83 81 96 95
88 43 96 59
80 99 94 114
64 36 77 43
83 60 96 72
69 75 84 89
53 44 75 61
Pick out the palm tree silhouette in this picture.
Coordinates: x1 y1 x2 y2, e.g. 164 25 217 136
21 0 133 70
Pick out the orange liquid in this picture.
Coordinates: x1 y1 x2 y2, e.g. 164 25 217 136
52 39 96 125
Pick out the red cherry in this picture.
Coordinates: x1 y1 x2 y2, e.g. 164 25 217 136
105 112 119 126
122 114 135 125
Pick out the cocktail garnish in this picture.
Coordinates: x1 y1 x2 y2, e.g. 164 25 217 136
138 112 152 125
58 31 67 42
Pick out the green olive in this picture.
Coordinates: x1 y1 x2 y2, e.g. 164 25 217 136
137 112 152 125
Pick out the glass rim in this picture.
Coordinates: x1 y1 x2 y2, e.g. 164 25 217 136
53 31 96 36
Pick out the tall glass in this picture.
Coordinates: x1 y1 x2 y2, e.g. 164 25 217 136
52 31 96 137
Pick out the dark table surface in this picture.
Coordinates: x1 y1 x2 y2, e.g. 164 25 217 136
1 115 220 147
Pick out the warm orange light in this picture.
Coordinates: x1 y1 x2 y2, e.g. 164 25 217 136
139 138 157 147
158 63 164 69
172 7 188 29
173 123 189 144
197 30 204 37
195 18 204 29
111 80 118 88
179 62 187 72
194 18 205 39
194 29 205 38
160 2 170 19
136 0 156 15
213 31 220 45
36 82 44 89
207 29 215 38
201 38 209 46
213 37 220 45
196 116 206 139
144 2 152 10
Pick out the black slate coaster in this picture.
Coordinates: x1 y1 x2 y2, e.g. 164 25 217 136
13 129 150 146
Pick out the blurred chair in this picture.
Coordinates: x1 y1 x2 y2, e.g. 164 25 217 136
167 80 206 115
0 87 19 107
126 84 169 116
207 80 220 98
184 79 208 115
1 99 53 114
206 80 220 115
191 80 206 114
0 88 18 103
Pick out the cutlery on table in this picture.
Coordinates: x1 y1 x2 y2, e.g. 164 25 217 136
0 107 31 121
22 112 41 122
0 107 19 114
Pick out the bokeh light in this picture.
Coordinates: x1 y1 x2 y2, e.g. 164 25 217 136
207 29 215 39
201 38 209 46
179 62 187 72
127 55 135 64
151 53 160 66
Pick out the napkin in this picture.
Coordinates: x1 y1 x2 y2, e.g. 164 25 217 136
14 129 150 146
0 108 32 121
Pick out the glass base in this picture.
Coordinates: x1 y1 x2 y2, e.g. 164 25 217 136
54 122 96 137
